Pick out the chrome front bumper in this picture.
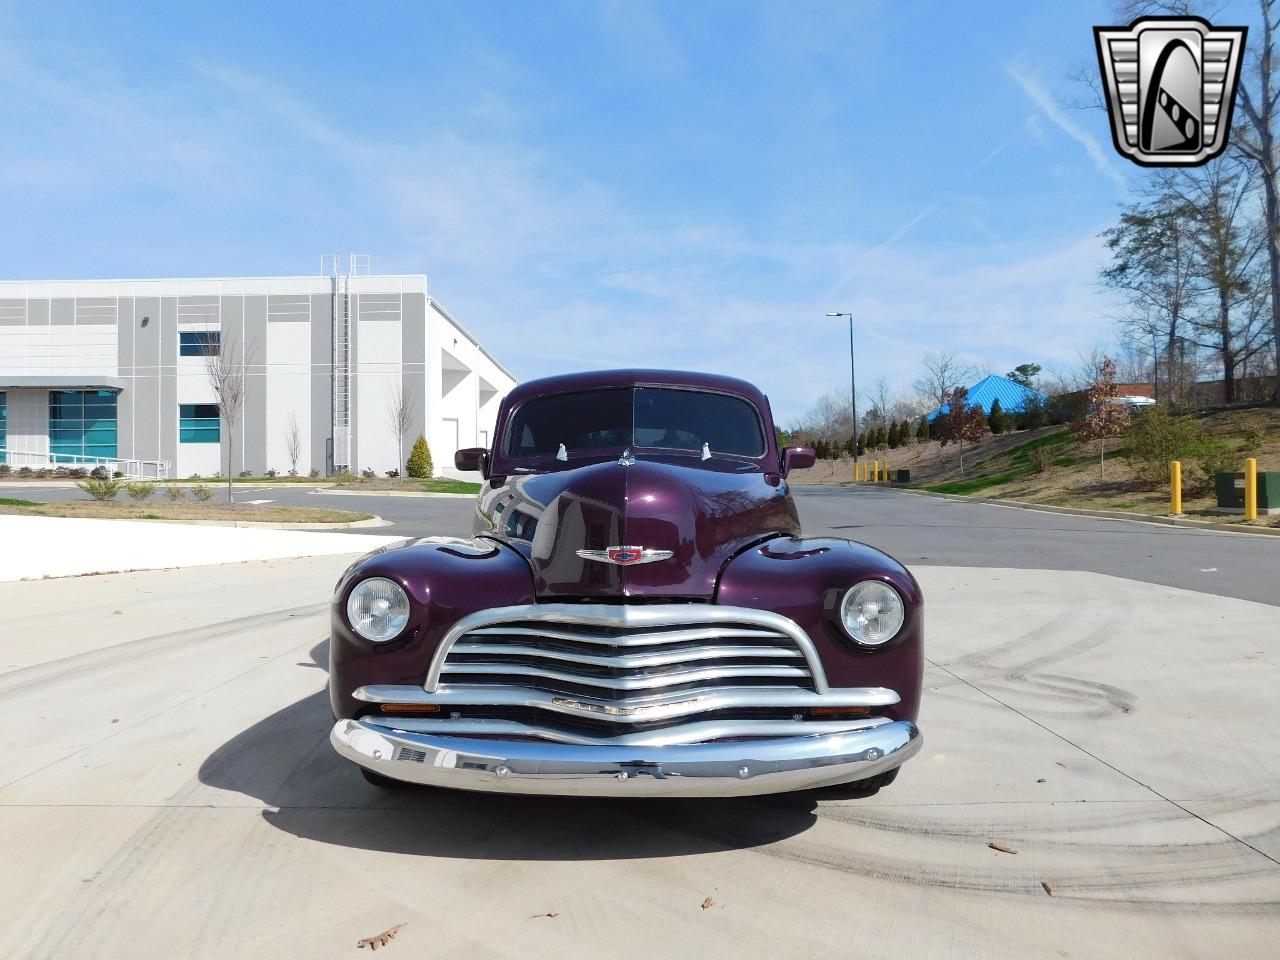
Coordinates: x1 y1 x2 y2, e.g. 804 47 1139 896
330 717 921 797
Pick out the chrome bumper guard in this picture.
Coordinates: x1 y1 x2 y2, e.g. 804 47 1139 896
331 717 921 797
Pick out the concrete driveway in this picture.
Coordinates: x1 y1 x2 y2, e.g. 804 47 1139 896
2 550 1277 958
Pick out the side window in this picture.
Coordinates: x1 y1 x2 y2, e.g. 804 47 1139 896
179 404 220 443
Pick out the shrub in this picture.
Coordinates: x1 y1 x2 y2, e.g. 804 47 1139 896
125 481 157 501
406 434 433 478
361 467 377 479
1194 438 1238 493
90 466 110 480
189 473 201 480
191 484 214 502
1030 447 1055 473
77 477 124 501
1125 407 1226 486
385 468 400 478
1017 394 1048 431
238 470 252 478
165 485 185 501
288 469 298 477
308 468 320 478
68 467 87 478
0 464 10 477
266 468 278 478
112 471 124 479
333 469 359 486
16 466 32 478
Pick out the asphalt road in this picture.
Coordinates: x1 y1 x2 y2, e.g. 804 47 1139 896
21 482 1276 604
3 555 1277 958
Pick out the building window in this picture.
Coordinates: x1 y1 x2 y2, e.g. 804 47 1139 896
49 390 117 463
179 404 221 444
0 392 6 465
180 330 220 357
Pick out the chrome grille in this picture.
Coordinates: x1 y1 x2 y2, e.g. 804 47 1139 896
431 605 824 701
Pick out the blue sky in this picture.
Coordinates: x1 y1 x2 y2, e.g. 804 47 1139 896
2 0 1162 420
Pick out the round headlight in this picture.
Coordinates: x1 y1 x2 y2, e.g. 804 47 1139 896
346 577 410 642
839 580 905 647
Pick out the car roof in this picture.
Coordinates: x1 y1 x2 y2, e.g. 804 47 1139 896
503 369 769 410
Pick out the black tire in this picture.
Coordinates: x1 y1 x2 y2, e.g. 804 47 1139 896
810 766 899 800
359 766 410 789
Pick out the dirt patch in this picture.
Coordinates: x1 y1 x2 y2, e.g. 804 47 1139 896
0 500 373 524
332 477 481 494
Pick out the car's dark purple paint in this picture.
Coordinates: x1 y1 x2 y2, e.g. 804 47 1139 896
330 369 922 730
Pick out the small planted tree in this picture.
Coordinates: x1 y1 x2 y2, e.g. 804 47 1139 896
1071 357 1130 480
202 332 249 504
936 387 989 474
916 416 931 442
125 481 157 501
285 412 302 477
406 434 433 479
386 381 415 483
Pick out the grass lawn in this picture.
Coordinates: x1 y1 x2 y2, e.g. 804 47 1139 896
0 500 373 523
331 477 482 494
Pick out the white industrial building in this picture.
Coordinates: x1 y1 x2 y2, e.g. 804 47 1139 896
0 268 516 479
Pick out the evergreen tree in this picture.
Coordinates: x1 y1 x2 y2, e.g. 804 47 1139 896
917 416 931 442
988 398 1008 435
406 434 433 478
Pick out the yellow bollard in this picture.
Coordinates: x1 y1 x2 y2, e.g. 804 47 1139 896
883 460 891 484
1170 460 1182 516
873 460 880 483
857 461 863 482
1245 457 1258 521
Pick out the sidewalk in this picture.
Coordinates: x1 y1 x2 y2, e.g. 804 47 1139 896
0 515 404 582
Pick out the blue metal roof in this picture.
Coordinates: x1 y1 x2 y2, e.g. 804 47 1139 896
928 374 1045 419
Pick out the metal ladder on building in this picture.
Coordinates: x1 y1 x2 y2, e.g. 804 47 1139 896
323 253 369 474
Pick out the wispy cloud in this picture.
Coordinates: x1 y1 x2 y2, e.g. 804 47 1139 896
1007 64 1129 194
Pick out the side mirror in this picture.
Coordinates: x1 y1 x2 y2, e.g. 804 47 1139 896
782 445 815 476
454 447 488 475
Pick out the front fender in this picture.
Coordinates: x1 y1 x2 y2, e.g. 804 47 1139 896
716 536 923 723
329 537 535 718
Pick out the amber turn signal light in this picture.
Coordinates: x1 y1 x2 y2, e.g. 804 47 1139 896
378 703 441 714
809 706 871 717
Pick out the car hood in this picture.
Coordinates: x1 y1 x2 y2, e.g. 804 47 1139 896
474 456 801 599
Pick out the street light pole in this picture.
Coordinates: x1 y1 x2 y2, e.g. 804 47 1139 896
826 312 857 466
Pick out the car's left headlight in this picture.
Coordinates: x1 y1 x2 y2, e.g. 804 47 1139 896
839 580 905 647
346 576 411 642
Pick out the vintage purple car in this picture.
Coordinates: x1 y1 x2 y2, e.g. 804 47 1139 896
329 370 922 796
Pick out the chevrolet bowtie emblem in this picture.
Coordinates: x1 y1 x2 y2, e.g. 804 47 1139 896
1094 15 1247 167
576 545 674 566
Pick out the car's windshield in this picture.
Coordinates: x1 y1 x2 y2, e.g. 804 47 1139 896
504 387 766 460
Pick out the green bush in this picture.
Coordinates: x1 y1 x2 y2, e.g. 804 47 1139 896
76 477 124 501
191 484 214 502
125 481 157 501
1030 447 1055 473
333 469 359 486
407 434 433 478
1125 407 1232 487
165 485 185 501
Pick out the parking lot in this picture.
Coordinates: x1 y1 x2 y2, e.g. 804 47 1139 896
2 487 1278 958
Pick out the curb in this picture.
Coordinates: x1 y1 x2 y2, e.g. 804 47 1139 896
128 515 391 530
312 488 477 499
893 487 1280 538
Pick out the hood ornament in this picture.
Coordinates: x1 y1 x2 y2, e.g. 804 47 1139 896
556 443 568 462
577 545 674 566
618 448 636 466
701 442 711 461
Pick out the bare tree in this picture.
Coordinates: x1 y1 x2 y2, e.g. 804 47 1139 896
386 380 415 482
285 412 302 477
791 392 855 470
913 351 976 410
202 331 249 503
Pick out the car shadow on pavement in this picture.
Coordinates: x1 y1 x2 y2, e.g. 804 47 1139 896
197 642 827 860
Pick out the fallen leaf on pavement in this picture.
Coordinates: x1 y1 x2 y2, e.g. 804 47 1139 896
988 842 1018 855
1041 881 1055 896
527 913 559 920
701 897 715 910
357 923 405 951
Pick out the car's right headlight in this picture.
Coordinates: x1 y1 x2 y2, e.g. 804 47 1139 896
346 577 411 642
838 580 905 647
